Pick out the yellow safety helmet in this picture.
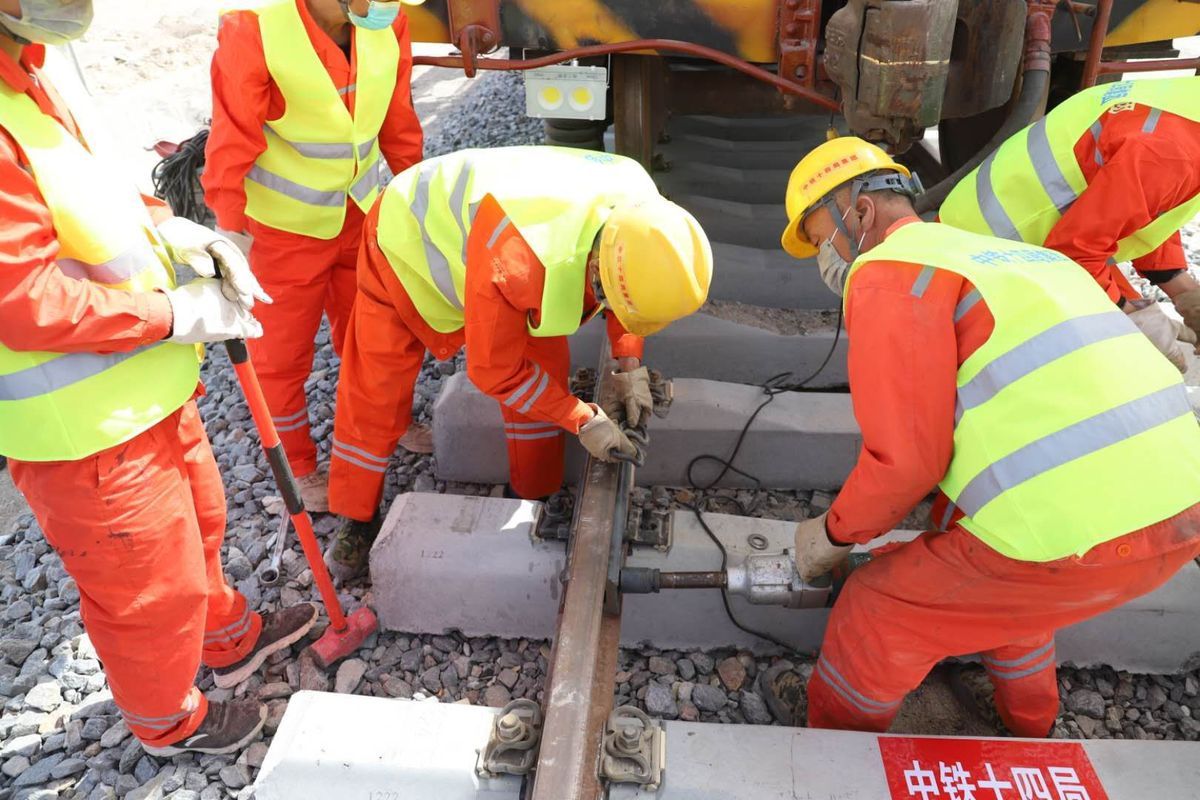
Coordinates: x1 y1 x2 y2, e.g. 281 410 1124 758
598 197 712 337
780 137 913 259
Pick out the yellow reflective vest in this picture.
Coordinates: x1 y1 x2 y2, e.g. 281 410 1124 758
231 0 398 239
0 76 199 462
375 146 660 336
940 77 1200 262
846 222 1200 562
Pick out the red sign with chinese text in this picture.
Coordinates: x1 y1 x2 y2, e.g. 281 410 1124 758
878 737 1109 800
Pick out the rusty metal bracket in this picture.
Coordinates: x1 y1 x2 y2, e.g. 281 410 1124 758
624 503 672 551
446 0 501 77
778 0 822 87
477 699 543 778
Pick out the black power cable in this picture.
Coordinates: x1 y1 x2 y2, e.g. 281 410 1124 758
151 129 210 224
681 305 845 651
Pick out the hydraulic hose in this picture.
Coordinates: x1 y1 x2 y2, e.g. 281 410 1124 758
915 7 1053 214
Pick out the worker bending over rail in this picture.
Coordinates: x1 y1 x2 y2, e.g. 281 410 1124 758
0 0 317 755
326 146 712 580
768 138 1200 737
940 76 1200 371
204 0 424 512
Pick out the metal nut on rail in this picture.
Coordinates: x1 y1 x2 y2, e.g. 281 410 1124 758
600 706 666 790
477 698 542 778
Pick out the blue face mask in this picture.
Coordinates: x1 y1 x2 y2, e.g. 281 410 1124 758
348 1 400 30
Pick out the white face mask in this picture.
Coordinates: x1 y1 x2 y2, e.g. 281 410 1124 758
0 0 93 45
816 239 850 296
813 203 864 297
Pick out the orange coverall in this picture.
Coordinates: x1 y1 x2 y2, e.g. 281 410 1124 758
329 194 644 520
203 2 424 477
810 218 1200 737
1044 103 1200 302
0 46 261 747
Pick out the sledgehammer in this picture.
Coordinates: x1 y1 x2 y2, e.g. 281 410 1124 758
223 339 378 668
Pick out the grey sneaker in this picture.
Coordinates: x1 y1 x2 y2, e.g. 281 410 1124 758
211 603 318 689
759 660 806 726
143 698 267 756
325 514 382 583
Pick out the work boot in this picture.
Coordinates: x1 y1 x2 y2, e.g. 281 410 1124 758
211 603 318 689
759 660 808 726
142 698 267 756
325 513 383 583
297 467 329 513
398 422 434 454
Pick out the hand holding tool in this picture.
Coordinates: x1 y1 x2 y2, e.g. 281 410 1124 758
159 217 271 309
793 512 852 583
578 404 638 462
604 366 653 427
164 280 262 344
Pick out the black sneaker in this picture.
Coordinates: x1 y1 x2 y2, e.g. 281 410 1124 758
758 660 807 726
143 698 267 756
325 514 382 583
211 603 318 689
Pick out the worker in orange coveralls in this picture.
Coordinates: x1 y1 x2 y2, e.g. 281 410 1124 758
940 77 1200 371
0 0 317 755
324 146 713 579
761 138 1200 737
204 0 424 512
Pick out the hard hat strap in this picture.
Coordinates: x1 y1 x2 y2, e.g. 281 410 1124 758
821 187 863 262
857 171 922 198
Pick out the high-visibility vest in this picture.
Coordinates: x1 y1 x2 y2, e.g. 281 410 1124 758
846 222 1200 562
940 77 1200 262
231 0 398 239
376 146 660 336
0 79 200 462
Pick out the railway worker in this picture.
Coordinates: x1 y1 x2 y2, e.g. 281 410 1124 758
0 0 318 755
939 76 1200 372
203 0 424 512
766 137 1200 737
324 145 712 580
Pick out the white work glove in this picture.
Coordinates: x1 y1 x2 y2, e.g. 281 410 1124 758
577 404 638 462
604 366 653 427
157 217 270 310
1126 301 1190 374
215 226 254 259
793 512 852 583
164 279 263 344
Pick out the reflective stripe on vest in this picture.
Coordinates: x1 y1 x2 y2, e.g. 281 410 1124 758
235 0 398 239
941 77 1200 263
375 146 661 336
847 222 1200 562
0 65 199 462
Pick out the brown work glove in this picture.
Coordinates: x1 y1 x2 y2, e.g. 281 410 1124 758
793 512 852 583
604 366 654 427
577 404 638 462
1125 301 1189 373
1172 288 1200 351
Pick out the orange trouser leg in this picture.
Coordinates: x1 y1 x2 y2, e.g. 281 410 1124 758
502 335 570 500
9 402 261 746
329 284 428 522
247 207 364 476
981 634 1060 737
808 506 1200 735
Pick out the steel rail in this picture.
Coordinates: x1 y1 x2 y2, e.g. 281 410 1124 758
530 341 630 800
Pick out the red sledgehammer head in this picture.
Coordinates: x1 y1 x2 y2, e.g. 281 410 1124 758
309 606 379 669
